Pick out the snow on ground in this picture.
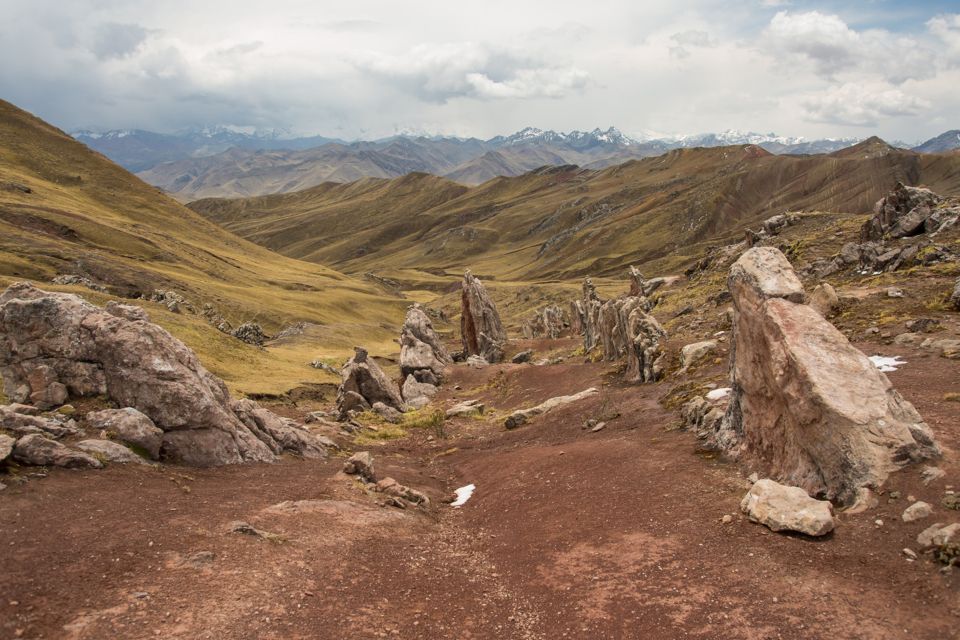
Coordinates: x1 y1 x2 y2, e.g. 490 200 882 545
451 484 475 507
869 355 907 372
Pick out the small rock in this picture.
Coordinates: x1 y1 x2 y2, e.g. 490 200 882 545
922 466 946 485
721 514 733 524
13 434 103 469
343 451 376 483
446 400 484 418
886 287 904 298
511 349 534 364
902 548 918 560
902 501 933 522
874 519 884 527
747 472 759 484
76 439 149 464
590 422 606 433
740 479 834 536
917 522 960 549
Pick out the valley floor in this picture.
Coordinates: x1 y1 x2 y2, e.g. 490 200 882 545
1 338 958 640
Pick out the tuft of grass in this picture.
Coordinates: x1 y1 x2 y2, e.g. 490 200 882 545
354 423 408 445
944 392 960 403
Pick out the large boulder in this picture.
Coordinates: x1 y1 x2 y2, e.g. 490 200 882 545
76 439 149 464
679 340 718 371
399 305 450 379
0 283 329 466
336 347 404 418
713 248 939 506
741 479 835 537
460 271 506 363
522 304 568 339
86 407 163 460
13 434 103 469
0 433 14 463
591 292 665 383
401 375 437 410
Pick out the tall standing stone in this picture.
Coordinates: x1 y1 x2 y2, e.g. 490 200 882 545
460 270 506 363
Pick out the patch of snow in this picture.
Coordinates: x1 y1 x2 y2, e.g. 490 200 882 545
451 484 475 507
706 388 731 401
869 355 906 372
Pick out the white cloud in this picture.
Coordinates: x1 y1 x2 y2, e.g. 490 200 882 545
801 83 930 127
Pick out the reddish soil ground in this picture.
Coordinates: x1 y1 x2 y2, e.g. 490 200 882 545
1 337 958 639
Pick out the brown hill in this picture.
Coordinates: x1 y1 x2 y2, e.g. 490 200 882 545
190 143 960 282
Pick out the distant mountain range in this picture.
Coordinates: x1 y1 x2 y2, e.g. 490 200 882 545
71 126 959 201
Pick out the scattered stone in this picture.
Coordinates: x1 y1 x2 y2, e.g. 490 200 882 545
177 551 215 569
721 514 734 524
711 248 939 506
906 318 940 334
343 451 376 483
0 405 79 438
944 494 960 511
76 439 149 464
13 434 103 469
809 283 840 318
375 477 429 505
887 287 904 298
916 522 960 549
902 501 934 522
227 521 280 541
465 355 488 368
401 376 437 410
372 401 404 423
902 548 918 560
740 479 835 537
52 274 106 292
590 422 606 433
679 340 718 371
446 400 484 419
460 270 507 363
232 322 268 346
511 349 534 364
336 347 404 419
86 408 163 460
504 388 598 429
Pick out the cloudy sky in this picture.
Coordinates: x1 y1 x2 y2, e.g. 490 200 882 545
1 0 958 142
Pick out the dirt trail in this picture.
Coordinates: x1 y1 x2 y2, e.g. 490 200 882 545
1 340 958 639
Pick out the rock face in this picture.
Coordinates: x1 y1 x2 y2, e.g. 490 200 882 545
0 283 328 466
583 274 666 383
337 347 404 418
460 271 506 363
86 407 163 460
713 248 939 505
740 479 835 537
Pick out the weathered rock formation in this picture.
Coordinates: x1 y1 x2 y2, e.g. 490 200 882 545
861 183 944 242
86 407 163 460
521 304 568 339
460 271 506 363
711 248 939 505
582 273 666 383
951 276 960 311
627 266 667 299
397 304 449 409
337 347 404 418
679 340 718 371
0 283 328 466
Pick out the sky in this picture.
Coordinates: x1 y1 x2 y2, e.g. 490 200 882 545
1 0 958 143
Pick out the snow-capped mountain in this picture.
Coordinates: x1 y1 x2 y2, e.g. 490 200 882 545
913 130 960 153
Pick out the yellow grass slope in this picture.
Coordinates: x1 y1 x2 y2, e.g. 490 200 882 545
0 100 405 395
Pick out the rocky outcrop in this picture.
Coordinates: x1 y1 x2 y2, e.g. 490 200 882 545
343 451 376 483
460 271 506 363
569 300 585 335
628 266 667 298
399 305 449 409
861 183 943 242
400 305 450 378
0 283 329 466
337 347 404 418
86 408 163 460
741 479 835 537
76 439 149 464
522 304 568 339
581 278 603 352
951 276 960 311
232 322 268 346
712 248 940 505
